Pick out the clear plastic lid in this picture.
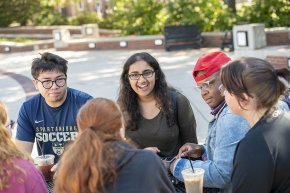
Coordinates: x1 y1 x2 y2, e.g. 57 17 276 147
181 168 205 178
34 154 55 166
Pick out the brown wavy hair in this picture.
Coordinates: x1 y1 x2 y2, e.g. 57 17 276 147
54 98 124 193
0 101 31 190
221 57 290 111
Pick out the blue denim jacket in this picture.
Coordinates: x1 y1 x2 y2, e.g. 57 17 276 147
276 100 290 111
172 105 250 192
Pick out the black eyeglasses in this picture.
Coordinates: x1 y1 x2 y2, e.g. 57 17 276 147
36 78 67 89
6 120 15 130
128 70 155 80
196 77 216 90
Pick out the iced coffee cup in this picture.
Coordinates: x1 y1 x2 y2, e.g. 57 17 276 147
181 168 205 193
34 154 55 181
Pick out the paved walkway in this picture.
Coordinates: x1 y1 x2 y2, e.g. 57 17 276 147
1 46 286 146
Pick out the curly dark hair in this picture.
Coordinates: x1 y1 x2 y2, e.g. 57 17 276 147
117 52 176 131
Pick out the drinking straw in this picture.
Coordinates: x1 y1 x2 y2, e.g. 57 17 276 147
36 139 45 157
189 159 194 173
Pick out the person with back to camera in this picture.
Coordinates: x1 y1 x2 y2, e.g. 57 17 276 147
0 101 48 193
220 57 290 193
117 52 197 158
168 51 250 193
54 98 175 193
15 52 92 163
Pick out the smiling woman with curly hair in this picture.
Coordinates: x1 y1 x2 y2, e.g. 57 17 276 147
0 101 47 193
117 52 197 157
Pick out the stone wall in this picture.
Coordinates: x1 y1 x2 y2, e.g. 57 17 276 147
266 56 289 69
266 28 290 46
0 26 289 53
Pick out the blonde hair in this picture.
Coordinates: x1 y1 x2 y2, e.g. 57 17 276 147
0 101 31 190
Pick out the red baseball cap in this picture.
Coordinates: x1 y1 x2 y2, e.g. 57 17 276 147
193 51 231 82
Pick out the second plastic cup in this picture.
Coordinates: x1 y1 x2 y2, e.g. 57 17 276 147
34 154 55 181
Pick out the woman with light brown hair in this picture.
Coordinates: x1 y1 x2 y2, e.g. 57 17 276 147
0 101 47 193
54 98 174 193
220 57 290 192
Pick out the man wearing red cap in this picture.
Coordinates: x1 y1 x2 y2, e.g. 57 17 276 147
168 51 250 193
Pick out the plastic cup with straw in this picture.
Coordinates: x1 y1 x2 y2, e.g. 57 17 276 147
181 157 205 193
34 138 55 181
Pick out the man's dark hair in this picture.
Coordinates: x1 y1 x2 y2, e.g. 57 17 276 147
31 52 68 79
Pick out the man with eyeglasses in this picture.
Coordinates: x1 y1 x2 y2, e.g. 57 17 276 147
15 52 92 164
168 51 250 193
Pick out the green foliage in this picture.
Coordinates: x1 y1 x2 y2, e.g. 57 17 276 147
236 0 290 27
0 37 36 43
40 0 80 8
98 17 115 29
0 0 41 27
165 0 236 32
0 0 288 34
69 11 99 25
32 6 68 25
100 0 288 34
101 0 165 35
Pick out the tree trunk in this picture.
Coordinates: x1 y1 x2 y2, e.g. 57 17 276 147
100 0 107 18
225 0 236 13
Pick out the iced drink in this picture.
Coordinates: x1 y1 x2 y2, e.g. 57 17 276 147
34 154 55 181
181 168 205 193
